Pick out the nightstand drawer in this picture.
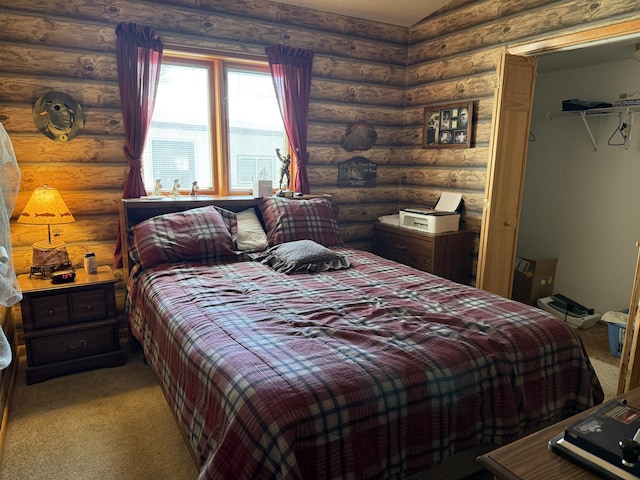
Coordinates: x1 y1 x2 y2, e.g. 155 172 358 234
26 325 118 366
374 228 435 265
30 294 70 329
71 289 108 322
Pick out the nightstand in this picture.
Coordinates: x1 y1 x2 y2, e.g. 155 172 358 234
373 222 474 284
476 389 640 479
17 266 125 384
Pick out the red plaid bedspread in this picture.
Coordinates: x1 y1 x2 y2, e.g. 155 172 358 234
127 247 603 479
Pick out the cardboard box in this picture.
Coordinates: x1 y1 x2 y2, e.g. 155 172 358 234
511 257 557 306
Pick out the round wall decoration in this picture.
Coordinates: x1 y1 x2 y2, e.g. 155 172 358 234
33 92 84 142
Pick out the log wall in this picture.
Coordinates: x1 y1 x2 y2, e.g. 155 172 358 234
403 0 640 245
2 0 640 337
1 0 413 279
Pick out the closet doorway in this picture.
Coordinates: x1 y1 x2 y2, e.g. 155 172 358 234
519 34 640 313
477 19 640 299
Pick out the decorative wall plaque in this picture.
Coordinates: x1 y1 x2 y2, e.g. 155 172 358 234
338 156 377 187
33 92 84 142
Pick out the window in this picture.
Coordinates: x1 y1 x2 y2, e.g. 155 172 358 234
143 53 288 195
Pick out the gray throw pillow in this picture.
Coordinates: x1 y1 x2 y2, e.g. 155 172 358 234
255 239 350 274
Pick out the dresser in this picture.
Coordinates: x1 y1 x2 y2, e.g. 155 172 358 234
373 222 474 284
17 266 124 384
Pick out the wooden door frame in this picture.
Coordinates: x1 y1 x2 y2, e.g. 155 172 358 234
477 18 640 292
508 19 640 57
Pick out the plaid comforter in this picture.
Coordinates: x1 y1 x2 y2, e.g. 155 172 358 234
127 247 603 480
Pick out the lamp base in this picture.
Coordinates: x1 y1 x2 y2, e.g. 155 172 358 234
29 240 72 279
29 262 73 279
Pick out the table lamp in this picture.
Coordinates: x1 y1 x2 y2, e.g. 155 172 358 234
18 185 75 278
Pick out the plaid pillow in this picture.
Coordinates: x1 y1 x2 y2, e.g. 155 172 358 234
257 197 343 247
132 205 237 269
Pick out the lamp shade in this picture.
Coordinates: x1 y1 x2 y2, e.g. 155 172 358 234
18 185 75 277
18 185 75 226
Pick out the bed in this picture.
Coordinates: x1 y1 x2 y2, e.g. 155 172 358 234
120 195 604 480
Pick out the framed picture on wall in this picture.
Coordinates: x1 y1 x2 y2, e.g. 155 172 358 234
422 102 473 149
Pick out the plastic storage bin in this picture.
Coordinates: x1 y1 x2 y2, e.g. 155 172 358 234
602 310 629 358
608 322 626 357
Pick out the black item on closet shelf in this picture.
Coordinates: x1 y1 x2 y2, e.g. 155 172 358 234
562 99 613 111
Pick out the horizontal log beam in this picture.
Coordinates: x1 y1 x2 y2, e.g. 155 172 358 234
11 136 126 163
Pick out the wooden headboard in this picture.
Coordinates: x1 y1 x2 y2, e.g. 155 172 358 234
119 196 260 280
119 194 331 280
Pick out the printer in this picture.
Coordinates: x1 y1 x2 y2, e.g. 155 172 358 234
399 192 462 234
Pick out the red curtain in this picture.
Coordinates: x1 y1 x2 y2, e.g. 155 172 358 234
265 45 314 194
112 22 163 268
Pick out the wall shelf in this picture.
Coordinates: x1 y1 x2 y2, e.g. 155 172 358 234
539 105 640 151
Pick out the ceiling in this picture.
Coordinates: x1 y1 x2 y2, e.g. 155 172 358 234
269 0 640 69
269 0 451 27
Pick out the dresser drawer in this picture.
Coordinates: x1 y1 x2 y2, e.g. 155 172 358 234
374 228 435 269
30 294 70 329
26 325 119 366
373 223 474 284
71 288 109 322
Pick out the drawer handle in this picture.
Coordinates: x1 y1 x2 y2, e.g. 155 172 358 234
64 340 87 352
86 304 93 310
394 244 408 251
48 309 54 316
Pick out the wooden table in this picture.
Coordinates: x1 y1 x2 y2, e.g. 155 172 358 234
477 389 640 479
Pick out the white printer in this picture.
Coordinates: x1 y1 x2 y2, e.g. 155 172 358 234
399 192 462 234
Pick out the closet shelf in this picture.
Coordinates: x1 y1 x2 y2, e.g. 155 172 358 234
539 105 640 151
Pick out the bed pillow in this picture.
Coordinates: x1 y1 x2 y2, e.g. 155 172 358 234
132 205 237 269
255 239 350 274
236 208 268 252
257 197 343 246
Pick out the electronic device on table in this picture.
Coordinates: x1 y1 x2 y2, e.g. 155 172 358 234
549 400 640 479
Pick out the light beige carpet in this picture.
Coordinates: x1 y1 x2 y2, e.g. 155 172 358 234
590 356 620 400
0 350 197 480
